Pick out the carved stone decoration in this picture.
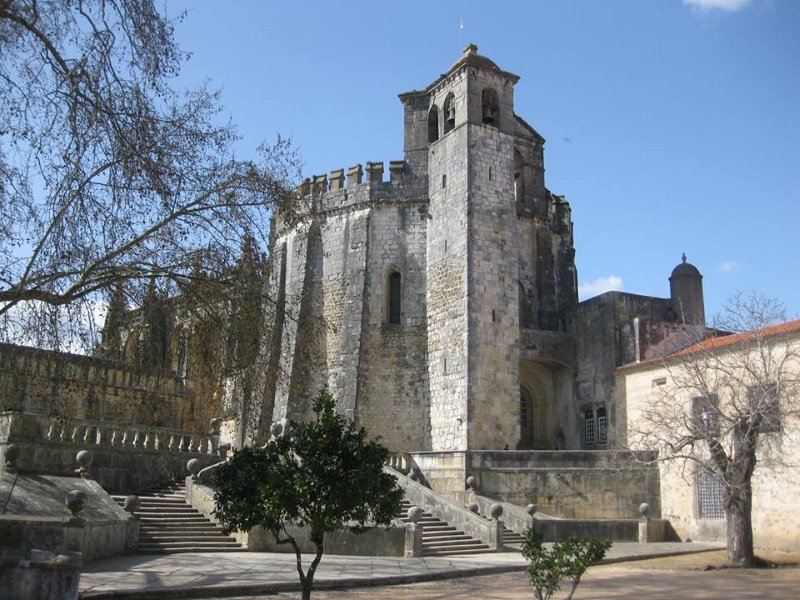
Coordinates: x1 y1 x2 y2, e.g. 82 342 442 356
187 458 202 477
465 475 476 490
123 495 141 515
75 450 92 478
406 506 423 523
490 502 504 520
65 490 86 516
526 503 537 516
3 443 20 472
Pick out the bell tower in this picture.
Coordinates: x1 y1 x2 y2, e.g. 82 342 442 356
402 45 523 450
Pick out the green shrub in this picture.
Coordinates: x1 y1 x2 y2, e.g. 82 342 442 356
521 528 612 600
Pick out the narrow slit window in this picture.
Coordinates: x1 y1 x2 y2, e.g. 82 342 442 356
388 271 402 324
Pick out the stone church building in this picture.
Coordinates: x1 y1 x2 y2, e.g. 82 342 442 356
254 45 705 455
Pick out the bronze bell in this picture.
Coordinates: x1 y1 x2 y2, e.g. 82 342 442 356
483 106 495 124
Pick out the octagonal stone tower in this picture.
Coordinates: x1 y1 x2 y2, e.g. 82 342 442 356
253 46 578 452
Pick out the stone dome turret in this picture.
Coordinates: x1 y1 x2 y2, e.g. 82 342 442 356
669 253 705 326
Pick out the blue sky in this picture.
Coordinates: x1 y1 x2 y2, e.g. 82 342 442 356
166 0 798 320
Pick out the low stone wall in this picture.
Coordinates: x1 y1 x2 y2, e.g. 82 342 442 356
532 518 676 542
411 450 661 520
0 473 137 561
185 477 407 556
0 548 81 600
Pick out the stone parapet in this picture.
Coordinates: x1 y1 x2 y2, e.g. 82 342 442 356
1 412 220 493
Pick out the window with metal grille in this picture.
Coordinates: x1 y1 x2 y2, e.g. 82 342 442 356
597 408 607 444
697 471 725 520
584 409 595 446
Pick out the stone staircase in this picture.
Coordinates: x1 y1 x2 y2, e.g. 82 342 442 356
502 527 526 547
113 480 242 554
398 500 491 555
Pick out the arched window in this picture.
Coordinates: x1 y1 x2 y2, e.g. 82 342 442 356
482 88 499 126
428 105 439 143
443 93 455 134
387 271 402 324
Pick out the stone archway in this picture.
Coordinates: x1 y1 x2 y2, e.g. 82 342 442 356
518 363 553 449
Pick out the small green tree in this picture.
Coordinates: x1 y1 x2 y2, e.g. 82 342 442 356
212 389 404 600
522 528 611 600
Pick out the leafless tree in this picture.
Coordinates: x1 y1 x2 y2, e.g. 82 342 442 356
0 0 301 352
628 292 800 566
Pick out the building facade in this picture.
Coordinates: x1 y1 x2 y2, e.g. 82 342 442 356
617 319 800 550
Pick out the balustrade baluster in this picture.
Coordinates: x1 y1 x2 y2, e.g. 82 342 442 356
168 434 176 451
132 430 140 449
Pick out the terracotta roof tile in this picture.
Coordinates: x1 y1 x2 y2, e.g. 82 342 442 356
617 319 800 372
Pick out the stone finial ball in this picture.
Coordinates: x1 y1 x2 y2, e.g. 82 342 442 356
490 503 504 520
465 475 476 490
123 495 141 513
467 502 479 514
639 503 650 517
270 421 284 437
209 417 221 433
65 490 86 516
76 450 92 469
407 506 424 523
4 443 20 464
187 458 202 476
526 503 537 516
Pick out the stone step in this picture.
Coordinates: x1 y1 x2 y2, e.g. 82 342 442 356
139 534 237 543
397 499 491 556
422 547 491 556
114 480 242 554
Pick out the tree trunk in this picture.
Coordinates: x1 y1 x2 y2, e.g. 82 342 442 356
725 481 755 566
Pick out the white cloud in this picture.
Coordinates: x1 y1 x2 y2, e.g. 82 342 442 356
718 260 741 273
579 275 623 299
683 0 753 12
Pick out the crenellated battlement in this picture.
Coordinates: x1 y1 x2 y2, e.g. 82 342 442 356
287 159 423 220
298 159 409 195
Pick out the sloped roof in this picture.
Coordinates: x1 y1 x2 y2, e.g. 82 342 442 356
617 319 800 373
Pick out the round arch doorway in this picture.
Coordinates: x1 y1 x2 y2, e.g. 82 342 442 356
518 384 549 450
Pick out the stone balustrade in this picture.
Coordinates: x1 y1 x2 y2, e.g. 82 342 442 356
1 411 221 493
41 415 219 456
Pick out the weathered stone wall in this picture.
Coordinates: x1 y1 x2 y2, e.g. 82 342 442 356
576 292 684 448
410 450 660 519
466 117 521 451
0 343 194 430
427 117 469 451
358 201 429 450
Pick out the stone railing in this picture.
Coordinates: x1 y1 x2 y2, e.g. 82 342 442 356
385 451 412 476
1 411 222 493
41 416 219 456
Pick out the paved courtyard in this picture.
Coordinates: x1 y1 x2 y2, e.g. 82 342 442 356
76 542 800 599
